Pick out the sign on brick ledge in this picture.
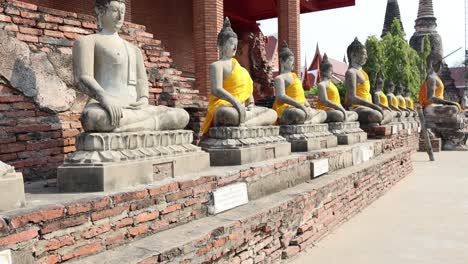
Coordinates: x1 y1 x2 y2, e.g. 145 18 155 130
311 159 329 178
0 249 12 264
208 182 249 215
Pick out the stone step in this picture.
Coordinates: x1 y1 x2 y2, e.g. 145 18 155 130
72 148 412 264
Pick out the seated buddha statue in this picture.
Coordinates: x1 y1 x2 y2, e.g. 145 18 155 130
316 53 358 122
419 53 461 118
403 87 418 117
273 41 327 125
385 81 405 118
201 18 277 134
73 0 189 133
344 38 393 125
372 70 395 117
396 83 415 118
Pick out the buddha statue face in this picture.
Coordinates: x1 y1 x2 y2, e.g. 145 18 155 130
95 0 125 33
385 81 395 93
375 79 384 92
281 55 295 72
219 37 238 58
319 53 332 80
347 38 367 67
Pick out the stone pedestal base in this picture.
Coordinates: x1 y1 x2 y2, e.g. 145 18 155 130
201 126 291 166
0 172 26 211
58 130 210 192
328 122 367 145
360 124 393 138
279 124 338 152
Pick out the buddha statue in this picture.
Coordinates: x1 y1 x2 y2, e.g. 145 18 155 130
403 87 416 113
419 53 461 114
396 83 415 118
419 52 466 150
385 80 405 118
344 38 393 126
273 41 327 125
201 18 277 134
316 53 358 122
372 70 395 117
73 0 189 133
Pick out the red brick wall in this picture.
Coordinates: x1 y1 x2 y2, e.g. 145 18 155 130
19 0 133 21
193 0 224 97
0 0 198 181
278 0 301 76
131 0 194 76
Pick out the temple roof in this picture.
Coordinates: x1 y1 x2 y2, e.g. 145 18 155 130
224 0 355 22
381 0 404 37
450 67 468 88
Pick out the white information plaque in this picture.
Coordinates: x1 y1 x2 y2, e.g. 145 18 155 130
208 182 249 215
311 159 329 178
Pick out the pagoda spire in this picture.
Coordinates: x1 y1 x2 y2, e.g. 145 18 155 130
414 0 437 31
417 0 435 20
381 0 404 38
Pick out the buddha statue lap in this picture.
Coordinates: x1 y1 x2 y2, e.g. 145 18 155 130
200 18 289 164
344 38 393 128
58 0 209 192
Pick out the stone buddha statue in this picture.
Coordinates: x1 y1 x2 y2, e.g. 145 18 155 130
419 52 466 151
73 0 189 133
273 41 327 125
396 83 415 117
344 38 393 126
372 70 395 116
403 87 416 113
201 18 277 134
316 53 358 122
385 80 404 117
419 53 461 114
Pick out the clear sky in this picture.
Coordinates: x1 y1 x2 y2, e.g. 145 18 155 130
258 0 465 67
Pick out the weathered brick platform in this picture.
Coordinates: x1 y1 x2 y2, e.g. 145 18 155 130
0 128 418 264
327 122 367 145
72 149 413 264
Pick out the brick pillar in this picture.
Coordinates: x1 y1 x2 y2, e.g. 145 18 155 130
193 0 224 97
278 0 301 76
125 0 132 22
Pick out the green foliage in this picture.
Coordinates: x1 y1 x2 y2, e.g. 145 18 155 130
364 18 422 100
418 35 432 81
304 86 318 96
363 35 384 87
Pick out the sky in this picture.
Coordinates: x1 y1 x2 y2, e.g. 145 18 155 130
258 0 465 67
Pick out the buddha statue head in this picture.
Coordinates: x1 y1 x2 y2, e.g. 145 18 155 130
218 17 238 59
395 82 404 96
403 87 411 97
375 70 384 92
347 37 367 67
319 53 333 80
385 80 395 94
279 41 295 72
95 0 126 33
427 52 443 74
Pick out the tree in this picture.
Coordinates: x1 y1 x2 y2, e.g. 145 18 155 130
364 18 422 99
364 35 384 89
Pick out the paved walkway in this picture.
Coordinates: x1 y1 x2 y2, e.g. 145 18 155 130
288 151 468 264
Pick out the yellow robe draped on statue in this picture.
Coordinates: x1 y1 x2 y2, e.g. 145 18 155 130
390 94 399 108
272 73 306 118
419 76 444 108
317 81 342 110
378 92 389 107
398 96 407 109
345 70 372 107
201 58 253 134
406 97 414 110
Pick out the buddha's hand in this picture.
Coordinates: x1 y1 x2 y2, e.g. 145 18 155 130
299 105 310 120
375 105 384 115
125 97 149 110
234 102 246 125
341 109 347 121
101 96 123 128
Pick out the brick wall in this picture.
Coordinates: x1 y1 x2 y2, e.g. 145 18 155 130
0 149 413 263
131 0 194 76
0 0 200 181
278 0 301 76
